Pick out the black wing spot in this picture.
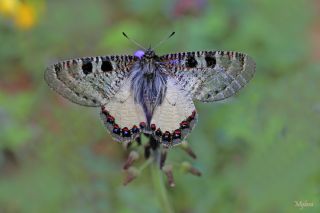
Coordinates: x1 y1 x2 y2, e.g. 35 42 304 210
186 56 198 68
82 60 93 75
205 55 216 68
101 60 113 72
237 53 245 68
54 64 61 72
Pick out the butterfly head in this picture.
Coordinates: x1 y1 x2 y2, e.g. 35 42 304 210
143 48 156 59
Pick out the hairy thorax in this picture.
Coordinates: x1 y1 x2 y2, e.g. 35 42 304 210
130 59 167 125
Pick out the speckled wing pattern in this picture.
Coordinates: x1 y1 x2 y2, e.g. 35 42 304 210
44 55 137 106
160 51 255 102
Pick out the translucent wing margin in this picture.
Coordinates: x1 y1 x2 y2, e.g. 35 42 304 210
160 51 256 102
44 55 138 106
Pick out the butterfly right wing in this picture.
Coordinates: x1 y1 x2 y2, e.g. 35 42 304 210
150 76 197 147
44 55 138 106
160 51 256 102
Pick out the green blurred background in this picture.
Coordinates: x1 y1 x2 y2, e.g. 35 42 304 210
1 0 320 212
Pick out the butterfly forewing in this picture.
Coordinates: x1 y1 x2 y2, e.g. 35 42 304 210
160 51 256 102
44 55 138 106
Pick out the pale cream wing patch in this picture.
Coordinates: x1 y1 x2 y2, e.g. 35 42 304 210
100 79 146 143
151 77 197 146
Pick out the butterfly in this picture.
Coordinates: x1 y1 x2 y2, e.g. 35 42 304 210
44 45 255 148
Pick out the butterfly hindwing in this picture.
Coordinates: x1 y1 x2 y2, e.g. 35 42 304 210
44 55 138 106
160 51 256 102
151 77 197 147
100 78 146 143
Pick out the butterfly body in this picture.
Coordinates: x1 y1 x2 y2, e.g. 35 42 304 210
130 49 167 126
45 49 255 147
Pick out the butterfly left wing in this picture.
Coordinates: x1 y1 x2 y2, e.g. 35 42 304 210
45 55 137 106
160 51 256 102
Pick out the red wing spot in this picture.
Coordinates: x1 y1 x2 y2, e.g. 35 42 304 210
66 61 71 68
113 124 121 135
187 111 196 122
131 125 139 134
162 131 171 142
191 110 196 117
122 127 131 137
173 129 181 139
180 121 190 129
107 115 115 124
155 128 162 136
187 116 193 122
151 124 156 131
139 122 146 129
101 108 109 116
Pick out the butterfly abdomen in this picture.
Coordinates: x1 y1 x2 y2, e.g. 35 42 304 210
130 61 167 126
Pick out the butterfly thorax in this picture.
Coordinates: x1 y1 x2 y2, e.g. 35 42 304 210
130 50 167 126
139 49 161 76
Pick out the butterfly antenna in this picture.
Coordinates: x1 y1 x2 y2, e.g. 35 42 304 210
153 32 175 50
122 32 146 50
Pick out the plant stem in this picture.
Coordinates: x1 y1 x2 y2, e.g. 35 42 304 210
139 156 154 172
150 162 175 213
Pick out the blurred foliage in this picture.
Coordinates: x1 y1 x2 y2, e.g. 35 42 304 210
0 0 320 212
0 0 43 30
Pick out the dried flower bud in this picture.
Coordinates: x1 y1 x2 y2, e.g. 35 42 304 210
181 161 202 177
160 148 168 169
162 165 175 187
123 151 139 170
123 167 140 185
181 141 197 159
